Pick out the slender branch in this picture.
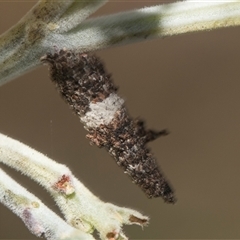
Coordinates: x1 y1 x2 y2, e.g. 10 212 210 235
0 168 95 240
0 0 107 86
0 1 240 86
53 1 240 51
56 0 108 33
0 133 148 240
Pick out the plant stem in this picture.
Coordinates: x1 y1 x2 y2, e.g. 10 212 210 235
0 1 240 85
0 168 95 240
0 133 148 239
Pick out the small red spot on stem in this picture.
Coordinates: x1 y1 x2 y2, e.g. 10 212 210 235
53 175 74 195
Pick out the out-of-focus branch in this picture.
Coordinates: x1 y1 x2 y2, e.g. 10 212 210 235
55 1 240 50
0 0 108 86
0 1 240 85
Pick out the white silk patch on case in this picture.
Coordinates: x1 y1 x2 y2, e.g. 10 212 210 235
80 93 124 129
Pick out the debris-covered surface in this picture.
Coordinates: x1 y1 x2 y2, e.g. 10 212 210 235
42 50 176 203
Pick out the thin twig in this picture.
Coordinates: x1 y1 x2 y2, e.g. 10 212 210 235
0 133 148 240
0 168 95 240
0 1 240 85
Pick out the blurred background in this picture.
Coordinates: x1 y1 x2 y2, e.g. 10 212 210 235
1 1 240 239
